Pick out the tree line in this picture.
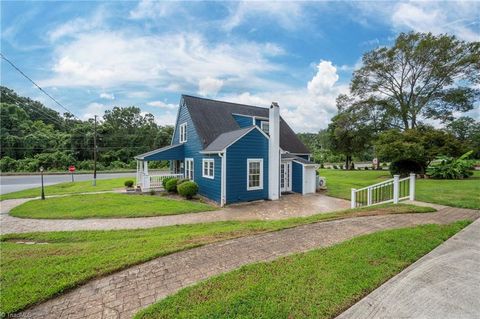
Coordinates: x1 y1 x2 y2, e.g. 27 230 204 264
299 32 480 174
0 86 173 172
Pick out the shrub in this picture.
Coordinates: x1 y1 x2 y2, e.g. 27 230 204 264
320 163 324 169
177 178 189 186
350 162 355 170
124 180 134 188
0 156 17 172
389 159 423 176
333 165 338 169
426 151 475 179
364 166 369 170
177 181 199 199
165 178 179 193
162 177 174 189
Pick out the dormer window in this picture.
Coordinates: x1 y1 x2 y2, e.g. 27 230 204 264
260 121 269 135
179 123 187 143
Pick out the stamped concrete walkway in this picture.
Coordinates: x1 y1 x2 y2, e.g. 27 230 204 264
18 207 478 319
337 217 480 319
0 193 349 234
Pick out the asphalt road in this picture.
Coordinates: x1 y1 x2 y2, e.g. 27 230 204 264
0 172 136 195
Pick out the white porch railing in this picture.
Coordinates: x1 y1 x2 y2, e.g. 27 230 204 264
351 173 415 208
137 172 184 190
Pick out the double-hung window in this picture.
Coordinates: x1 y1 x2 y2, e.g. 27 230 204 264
179 123 187 143
260 121 269 135
202 159 214 179
247 159 263 190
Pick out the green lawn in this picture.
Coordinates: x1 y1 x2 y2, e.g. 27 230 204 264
0 204 434 314
320 169 480 209
0 177 128 201
10 193 216 219
136 221 469 319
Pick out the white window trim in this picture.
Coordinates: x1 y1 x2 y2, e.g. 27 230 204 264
202 158 215 179
179 122 187 143
260 121 269 135
247 158 264 191
185 158 194 180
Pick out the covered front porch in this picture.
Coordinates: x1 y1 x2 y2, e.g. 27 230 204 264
134 144 185 191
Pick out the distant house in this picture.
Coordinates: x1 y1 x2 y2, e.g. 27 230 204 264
135 95 318 206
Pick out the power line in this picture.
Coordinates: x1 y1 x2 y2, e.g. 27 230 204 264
1 91 66 127
0 53 80 120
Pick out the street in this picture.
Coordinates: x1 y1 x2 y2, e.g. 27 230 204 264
0 172 136 195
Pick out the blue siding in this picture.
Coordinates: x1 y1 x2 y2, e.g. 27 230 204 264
197 154 222 202
226 128 269 203
292 161 303 194
232 114 253 128
143 144 184 161
172 99 222 203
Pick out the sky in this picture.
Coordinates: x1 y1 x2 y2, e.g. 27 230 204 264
1 0 479 132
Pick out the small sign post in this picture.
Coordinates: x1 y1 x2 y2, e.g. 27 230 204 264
69 165 76 182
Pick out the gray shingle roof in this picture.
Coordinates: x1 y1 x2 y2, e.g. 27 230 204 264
203 126 256 152
182 95 310 154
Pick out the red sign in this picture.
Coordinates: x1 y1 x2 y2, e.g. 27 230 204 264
69 165 76 172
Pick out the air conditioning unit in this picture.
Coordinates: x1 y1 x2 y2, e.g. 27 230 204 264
316 176 327 190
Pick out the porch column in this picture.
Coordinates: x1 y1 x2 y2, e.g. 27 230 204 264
143 161 150 189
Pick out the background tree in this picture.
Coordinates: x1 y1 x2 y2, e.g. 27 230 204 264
351 32 479 130
375 126 466 175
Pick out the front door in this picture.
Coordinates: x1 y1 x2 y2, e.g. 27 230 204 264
280 162 292 192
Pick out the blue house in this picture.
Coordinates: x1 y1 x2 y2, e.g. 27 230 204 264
135 95 318 206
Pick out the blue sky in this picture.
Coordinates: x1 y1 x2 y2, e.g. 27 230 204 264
1 1 479 132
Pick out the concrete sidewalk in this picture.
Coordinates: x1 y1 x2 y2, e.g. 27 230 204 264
337 218 480 319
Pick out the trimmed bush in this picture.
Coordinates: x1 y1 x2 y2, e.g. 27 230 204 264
389 159 423 176
177 181 199 199
364 166 369 170
177 178 189 186
124 180 134 188
165 178 179 193
162 177 174 189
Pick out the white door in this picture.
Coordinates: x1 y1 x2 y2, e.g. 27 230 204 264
303 166 316 194
185 158 194 180
280 162 292 192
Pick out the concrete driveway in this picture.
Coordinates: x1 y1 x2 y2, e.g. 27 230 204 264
337 218 480 319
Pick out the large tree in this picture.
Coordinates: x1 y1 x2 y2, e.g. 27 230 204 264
351 32 479 130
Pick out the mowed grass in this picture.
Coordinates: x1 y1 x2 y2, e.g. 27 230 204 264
320 169 480 209
0 177 127 201
10 193 216 219
0 204 434 314
136 221 469 319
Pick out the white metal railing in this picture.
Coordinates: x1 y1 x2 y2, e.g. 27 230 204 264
351 173 415 208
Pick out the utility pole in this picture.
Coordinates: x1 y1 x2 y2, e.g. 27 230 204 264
93 115 97 186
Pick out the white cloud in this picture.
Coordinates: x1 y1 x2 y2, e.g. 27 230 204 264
99 92 115 100
223 1 307 31
40 32 285 93
352 1 479 42
47 9 106 42
198 77 224 96
129 0 175 20
147 100 177 109
155 110 177 126
221 60 348 132
82 102 109 120
390 2 479 41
